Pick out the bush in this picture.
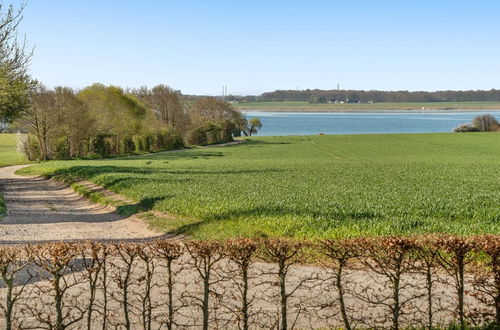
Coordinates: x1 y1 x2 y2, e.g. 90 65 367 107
455 114 499 132
20 134 40 161
53 136 70 159
22 130 184 160
132 135 143 153
472 114 499 132
188 122 234 146
454 123 480 132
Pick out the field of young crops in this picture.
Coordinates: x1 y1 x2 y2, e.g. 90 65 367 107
20 133 500 239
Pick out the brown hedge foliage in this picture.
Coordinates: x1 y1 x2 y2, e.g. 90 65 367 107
0 235 497 329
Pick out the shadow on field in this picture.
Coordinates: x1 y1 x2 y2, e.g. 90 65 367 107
123 150 225 161
77 150 226 162
243 140 291 146
167 206 384 236
203 206 381 222
50 165 283 181
115 196 172 216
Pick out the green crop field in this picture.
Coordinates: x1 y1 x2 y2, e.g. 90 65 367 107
234 101 500 111
19 133 500 239
0 134 26 168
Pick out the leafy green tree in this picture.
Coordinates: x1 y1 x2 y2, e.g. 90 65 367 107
0 2 33 124
245 117 262 136
78 84 148 137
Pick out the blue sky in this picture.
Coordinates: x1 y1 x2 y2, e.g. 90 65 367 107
17 0 500 95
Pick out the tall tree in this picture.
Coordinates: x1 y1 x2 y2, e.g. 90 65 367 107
0 2 33 124
190 97 242 125
53 87 94 158
21 86 94 160
79 84 148 138
23 86 54 160
135 85 189 130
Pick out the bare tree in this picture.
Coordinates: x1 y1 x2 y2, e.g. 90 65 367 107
22 85 54 160
190 97 242 125
136 85 189 129
471 114 499 132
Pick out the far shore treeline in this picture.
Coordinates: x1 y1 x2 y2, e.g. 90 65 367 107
11 84 261 161
225 88 500 104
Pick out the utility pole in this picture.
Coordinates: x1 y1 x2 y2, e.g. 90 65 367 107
222 85 228 100
222 85 227 100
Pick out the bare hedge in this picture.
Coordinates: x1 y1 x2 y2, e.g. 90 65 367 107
0 235 498 329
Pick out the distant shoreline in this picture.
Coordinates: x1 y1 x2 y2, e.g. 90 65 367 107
233 101 500 113
238 108 500 114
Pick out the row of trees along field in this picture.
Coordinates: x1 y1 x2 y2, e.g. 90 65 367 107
14 85 262 160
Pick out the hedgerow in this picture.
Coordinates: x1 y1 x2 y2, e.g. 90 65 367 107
0 235 498 329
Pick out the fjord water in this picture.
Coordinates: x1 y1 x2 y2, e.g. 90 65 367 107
244 110 500 136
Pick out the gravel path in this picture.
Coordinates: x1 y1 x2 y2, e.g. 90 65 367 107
0 165 163 243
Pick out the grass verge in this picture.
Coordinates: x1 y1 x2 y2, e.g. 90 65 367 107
0 194 5 218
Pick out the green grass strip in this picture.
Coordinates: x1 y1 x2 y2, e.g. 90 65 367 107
0 193 6 218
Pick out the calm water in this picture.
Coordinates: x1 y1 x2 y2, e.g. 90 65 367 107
243 110 500 136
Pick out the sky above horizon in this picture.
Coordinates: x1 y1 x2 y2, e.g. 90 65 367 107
16 0 500 95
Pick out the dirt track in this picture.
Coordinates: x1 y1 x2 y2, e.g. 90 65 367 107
0 165 163 243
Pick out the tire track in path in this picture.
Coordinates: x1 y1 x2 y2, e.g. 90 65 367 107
0 165 165 243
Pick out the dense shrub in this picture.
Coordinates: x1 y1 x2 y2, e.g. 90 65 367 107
22 129 184 160
454 114 499 132
188 121 233 146
472 114 499 132
453 123 480 132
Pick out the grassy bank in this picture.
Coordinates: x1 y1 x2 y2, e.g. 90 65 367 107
19 133 500 239
0 194 5 217
0 133 26 167
234 101 500 111
0 133 27 217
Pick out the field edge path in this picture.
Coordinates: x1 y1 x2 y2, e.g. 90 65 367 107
0 165 172 244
